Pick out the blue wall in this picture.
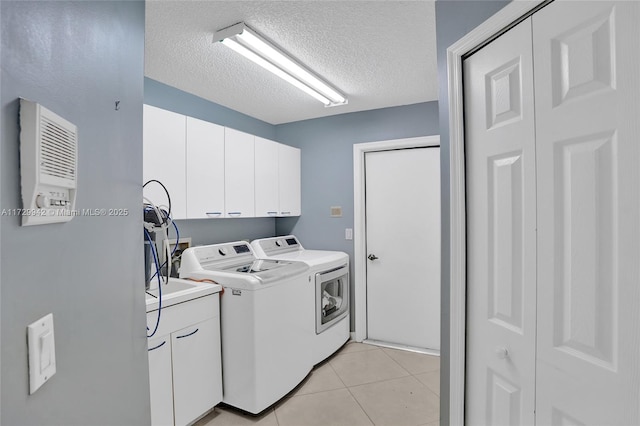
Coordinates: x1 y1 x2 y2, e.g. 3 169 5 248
435 1 510 424
145 78 276 140
1 1 149 424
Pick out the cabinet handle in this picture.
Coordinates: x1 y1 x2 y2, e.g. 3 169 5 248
280 211 291 215
228 212 242 217
176 328 199 339
206 212 222 217
148 340 167 352
267 211 278 215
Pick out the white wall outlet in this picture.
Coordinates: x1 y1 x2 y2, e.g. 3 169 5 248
27 313 56 394
345 228 353 240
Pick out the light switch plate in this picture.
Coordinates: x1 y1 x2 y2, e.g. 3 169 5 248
27 313 56 394
345 228 353 240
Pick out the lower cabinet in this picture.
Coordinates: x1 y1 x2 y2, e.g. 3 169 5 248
171 318 221 426
147 295 222 426
148 337 174 426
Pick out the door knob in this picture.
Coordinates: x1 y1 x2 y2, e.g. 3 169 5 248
367 254 379 261
495 347 509 359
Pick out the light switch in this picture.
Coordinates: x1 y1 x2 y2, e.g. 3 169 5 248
345 228 353 240
28 313 56 394
40 331 52 371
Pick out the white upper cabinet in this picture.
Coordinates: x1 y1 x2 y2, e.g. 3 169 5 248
278 144 301 216
254 137 280 217
186 117 225 219
143 105 187 220
224 128 255 218
143 105 300 219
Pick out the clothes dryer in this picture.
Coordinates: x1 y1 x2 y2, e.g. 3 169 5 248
251 235 350 365
179 241 311 414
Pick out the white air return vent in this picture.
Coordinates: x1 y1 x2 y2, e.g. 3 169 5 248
20 99 78 226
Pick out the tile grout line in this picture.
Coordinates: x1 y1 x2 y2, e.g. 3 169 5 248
328 359 378 426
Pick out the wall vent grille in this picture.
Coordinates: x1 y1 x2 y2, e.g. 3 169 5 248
40 115 76 182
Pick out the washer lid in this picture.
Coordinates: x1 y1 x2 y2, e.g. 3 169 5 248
265 250 348 268
220 259 296 274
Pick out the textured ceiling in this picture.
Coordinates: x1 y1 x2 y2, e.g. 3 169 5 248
145 1 437 125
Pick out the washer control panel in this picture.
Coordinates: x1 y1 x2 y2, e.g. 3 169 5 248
191 242 255 266
255 235 301 255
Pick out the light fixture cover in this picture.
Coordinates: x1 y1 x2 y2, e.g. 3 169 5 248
214 22 347 107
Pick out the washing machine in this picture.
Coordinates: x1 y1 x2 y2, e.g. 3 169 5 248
179 241 312 414
251 235 350 365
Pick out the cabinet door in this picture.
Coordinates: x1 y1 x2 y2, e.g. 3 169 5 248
278 144 301 216
254 137 279 217
186 117 225 219
224 128 255 217
143 105 187 219
147 336 174 426
171 317 222 426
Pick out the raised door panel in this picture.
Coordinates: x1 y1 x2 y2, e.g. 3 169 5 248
254 137 279 217
463 17 537 426
147 336 174 426
185 117 225 219
143 105 187 219
533 2 640 424
171 317 222 426
224 128 255 217
278 144 301 216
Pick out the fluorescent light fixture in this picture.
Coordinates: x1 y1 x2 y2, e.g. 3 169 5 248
214 22 347 107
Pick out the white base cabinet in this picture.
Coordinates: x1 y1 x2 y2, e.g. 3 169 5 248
148 336 174 426
147 294 222 426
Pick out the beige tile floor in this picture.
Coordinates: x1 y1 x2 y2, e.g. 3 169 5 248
195 342 440 426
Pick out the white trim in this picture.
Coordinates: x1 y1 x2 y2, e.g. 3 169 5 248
446 1 546 425
353 136 440 343
364 339 441 357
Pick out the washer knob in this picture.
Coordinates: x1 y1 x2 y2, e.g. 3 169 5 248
275 239 284 247
218 247 228 256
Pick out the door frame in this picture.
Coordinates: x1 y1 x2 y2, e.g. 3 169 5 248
353 135 440 343
446 1 547 424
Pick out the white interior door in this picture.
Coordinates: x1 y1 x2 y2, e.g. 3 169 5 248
533 2 640 424
365 147 440 351
464 17 537 425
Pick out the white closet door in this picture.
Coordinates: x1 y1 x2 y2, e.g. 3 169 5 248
533 2 640 424
463 18 537 425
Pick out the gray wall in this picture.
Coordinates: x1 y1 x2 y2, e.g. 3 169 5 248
275 102 440 328
435 1 510 424
1 2 150 425
145 77 276 246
